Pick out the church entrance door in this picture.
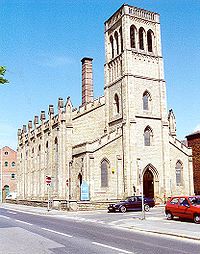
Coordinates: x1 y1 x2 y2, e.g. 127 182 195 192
143 169 154 198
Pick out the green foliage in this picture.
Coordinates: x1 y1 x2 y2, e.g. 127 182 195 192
0 66 9 84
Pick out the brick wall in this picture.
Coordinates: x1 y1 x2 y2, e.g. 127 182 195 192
0 146 17 198
187 134 200 194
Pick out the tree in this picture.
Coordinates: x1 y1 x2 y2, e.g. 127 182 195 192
0 66 9 84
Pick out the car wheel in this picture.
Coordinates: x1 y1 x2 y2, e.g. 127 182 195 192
144 204 150 212
120 205 126 213
194 214 200 224
166 211 173 220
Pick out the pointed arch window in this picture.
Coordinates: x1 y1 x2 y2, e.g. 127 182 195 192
119 27 123 53
176 161 183 186
110 35 114 58
139 27 145 50
114 31 119 55
143 91 151 111
101 159 109 187
38 144 41 169
55 137 58 152
144 126 153 146
130 25 136 48
114 93 120 114
147 29 153 52
46 141 49 168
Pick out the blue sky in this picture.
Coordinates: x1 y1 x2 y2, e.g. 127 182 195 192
1 0 200 150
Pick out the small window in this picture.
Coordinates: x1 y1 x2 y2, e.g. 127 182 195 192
114 31 119 55
101 159 109 187
55 137 58 152
139 27 145 50
180 198 189 206
143 91 151 111
110 36 114 58
130 25 136 48
4 151 8 155
170 197 179 204
147 29 153 52
11 162 15 167
114 93 120 114
5 161 8 167
144 126 153 146
11 173 15 179
119 27 123 52
176 161 183 186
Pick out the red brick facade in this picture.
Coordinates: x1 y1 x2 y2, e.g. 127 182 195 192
186 132 200 195
0 146 17 199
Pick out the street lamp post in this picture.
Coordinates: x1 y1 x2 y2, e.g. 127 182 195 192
137 158 145 220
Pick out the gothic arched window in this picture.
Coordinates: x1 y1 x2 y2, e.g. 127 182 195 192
139 27 145 50
114 93 120 114
110 35 114 58
144 126 153 146
143 91 151 111
119 27 123 52
114 31 119 55
101 159 109 187
38 144 41 155
147 29 153 52
130 25 136 48
55 137 58 152
46 141 49 167
176 161 183 186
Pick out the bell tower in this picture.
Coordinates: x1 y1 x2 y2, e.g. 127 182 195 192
104 4 169 196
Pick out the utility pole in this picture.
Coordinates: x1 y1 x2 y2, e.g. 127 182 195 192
137 158 145 220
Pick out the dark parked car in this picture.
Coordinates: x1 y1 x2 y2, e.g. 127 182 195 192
108 196 155 213
165 196 200 223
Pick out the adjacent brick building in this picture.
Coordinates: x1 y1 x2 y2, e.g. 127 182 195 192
0 146 17 199
186 132 200 195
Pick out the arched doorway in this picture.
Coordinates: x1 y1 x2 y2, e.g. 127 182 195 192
143 169 154 198
78 173 82 200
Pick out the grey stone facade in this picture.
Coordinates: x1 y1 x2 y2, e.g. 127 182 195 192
17 4 194 205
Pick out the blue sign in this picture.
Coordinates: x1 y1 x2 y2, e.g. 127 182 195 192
81 181 89 201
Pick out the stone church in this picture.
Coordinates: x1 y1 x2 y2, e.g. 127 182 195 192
17 4 194 206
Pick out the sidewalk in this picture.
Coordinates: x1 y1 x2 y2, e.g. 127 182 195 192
1 203 200 241
118 216 200 241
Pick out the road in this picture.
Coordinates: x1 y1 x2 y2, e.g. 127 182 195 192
0 207 199 254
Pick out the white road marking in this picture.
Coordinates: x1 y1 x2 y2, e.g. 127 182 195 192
0 215 10 219
92 242 134 253
15 219 33 226
41 228 73 238
7 211 17 215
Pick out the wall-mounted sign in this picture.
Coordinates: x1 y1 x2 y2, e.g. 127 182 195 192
81 181 89 201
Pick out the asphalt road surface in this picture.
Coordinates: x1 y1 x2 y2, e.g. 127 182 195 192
0 207 199 254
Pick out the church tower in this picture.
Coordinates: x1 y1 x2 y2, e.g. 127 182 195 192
104 4 169 196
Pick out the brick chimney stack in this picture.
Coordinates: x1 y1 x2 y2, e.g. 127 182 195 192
81 57 94 105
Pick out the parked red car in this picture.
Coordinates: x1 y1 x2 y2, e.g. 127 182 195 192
165 196 200 223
